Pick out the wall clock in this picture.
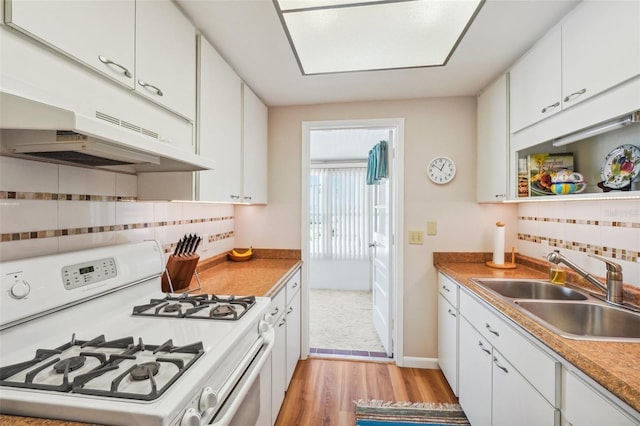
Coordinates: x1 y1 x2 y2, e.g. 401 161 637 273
427 156 456 184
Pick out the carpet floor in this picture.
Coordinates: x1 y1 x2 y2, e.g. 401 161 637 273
309 289 386 353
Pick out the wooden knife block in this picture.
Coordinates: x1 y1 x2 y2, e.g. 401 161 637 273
162 254 199 293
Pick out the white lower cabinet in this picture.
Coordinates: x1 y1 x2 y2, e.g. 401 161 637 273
458 289 559 426
562 369 637 426
459 317 492 426
269 268 301 425
446 280 640 426
437 273 459 396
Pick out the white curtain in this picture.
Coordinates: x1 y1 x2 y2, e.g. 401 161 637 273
309 166 369 260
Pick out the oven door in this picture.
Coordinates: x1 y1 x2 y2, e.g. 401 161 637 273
207 330 274 426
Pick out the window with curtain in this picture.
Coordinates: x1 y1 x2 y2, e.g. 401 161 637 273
309 166 369 260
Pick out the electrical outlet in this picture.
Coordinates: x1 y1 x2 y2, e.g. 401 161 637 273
409 231 424 245
426 221 437 236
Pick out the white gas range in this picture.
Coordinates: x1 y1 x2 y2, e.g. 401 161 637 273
0 241 274 426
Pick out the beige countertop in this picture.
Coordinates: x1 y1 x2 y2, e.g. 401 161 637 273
0 249 301 425
434 252 640 415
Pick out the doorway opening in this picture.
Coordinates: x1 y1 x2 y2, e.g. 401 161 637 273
301 119 404 363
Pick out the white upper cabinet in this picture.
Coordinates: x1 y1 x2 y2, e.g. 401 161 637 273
4 0 136 88
561 0 640 109
135 0 196 120
509 27 562 133
509 1 640 132
4 0 196 121
477 73 509 202
242 85 268 204
197 36 242 202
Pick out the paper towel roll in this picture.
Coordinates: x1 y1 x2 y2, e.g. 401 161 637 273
492 221 505 265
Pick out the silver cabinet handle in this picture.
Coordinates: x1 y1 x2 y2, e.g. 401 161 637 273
493 356 509 373
541 101 560 113
478 341 491 355
278 319 286 327
494 193 505 199
447 308 456 318
291 282 299 289
287 306 293 315
271 307 279 315
230 195 241 200
138 80 164 96
563 88 586 103
442 285 450 292
244 196 252 201
98 55 132 78
368 242 377 248
485 323 500 336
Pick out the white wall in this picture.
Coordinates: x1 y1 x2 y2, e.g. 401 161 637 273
235 97 519 360
309 259 369 291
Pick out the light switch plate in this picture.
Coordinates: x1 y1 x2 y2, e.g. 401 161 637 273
409 230 424 244
427 221 437 236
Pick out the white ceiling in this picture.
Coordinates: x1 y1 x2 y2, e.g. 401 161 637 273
175 0 580 107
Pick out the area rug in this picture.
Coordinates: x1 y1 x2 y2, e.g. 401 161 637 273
354 400 470 426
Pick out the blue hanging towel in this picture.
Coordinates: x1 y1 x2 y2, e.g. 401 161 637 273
366 147 377 185
376 140 388 180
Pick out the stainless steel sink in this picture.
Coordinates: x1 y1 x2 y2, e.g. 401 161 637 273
515 301 640 341
472 278 589 301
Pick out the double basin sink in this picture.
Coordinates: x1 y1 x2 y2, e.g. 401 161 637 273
470 278 640 342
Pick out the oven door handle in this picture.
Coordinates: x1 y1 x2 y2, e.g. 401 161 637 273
206 327 274 425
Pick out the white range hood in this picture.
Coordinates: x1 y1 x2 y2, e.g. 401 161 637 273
0 91 215 172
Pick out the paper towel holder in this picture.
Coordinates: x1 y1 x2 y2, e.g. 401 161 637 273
486 246 517 269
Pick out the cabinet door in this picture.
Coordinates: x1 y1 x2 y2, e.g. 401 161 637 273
5 0 135 88
563 369 637 426
242 84 268 204
562 1 640 109
437 293 458 396
197 36 242 202
271 312 287 425
509 26 562 132
492 351 558 426
285 289 301 387
135 0 196 120
458 318 492 426
476 73 508 202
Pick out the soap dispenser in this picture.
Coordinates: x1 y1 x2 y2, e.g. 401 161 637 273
549 250 566 285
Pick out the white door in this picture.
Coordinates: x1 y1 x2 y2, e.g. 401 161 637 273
369 132 393 357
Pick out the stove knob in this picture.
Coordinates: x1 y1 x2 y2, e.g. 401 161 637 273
199 386 217 411
263 312 275 326
10 280 30 299
180 408 201 426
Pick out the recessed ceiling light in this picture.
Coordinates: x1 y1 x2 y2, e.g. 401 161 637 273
274 0 485 75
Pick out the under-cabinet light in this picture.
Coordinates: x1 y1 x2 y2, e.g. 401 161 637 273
551 112 639 147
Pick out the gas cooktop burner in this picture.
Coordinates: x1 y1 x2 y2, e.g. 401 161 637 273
54 356 86 374
130 362 160 381
0 334 204 401
132 294 256 321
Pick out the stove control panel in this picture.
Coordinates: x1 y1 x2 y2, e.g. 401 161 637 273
62 257 117 290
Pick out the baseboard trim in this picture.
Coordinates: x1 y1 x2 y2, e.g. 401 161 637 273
401 356 440 369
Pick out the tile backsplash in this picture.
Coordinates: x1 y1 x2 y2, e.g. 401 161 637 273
0 156 235 261
517 199 640 288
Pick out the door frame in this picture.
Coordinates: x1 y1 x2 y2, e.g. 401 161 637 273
300 118 405 365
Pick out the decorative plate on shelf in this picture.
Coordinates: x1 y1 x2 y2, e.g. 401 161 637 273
600 144 640 189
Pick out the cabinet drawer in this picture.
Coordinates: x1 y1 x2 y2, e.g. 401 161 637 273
270 288 286 321
286 269 301 304
438 273 459 307
460 289 558 406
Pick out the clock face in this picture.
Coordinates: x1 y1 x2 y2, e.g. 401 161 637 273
427 156 456 184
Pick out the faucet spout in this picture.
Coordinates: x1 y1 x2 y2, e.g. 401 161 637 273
546 251 624 305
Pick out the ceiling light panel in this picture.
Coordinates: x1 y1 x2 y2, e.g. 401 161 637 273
275 0 484 75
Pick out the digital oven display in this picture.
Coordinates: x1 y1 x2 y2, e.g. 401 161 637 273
79 265 95 275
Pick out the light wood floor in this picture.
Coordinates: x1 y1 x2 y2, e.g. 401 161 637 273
275 357 457 426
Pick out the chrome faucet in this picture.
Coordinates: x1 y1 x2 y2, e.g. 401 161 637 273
546 250 624 305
